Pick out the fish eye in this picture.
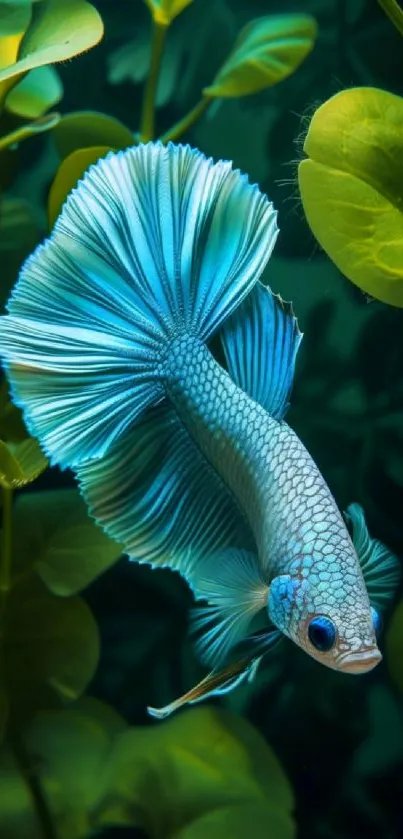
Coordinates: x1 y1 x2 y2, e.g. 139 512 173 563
371 606 382 638
308 616 337 652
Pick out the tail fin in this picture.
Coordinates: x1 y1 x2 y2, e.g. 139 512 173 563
0 142 277 468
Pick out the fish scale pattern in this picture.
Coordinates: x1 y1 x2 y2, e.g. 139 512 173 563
165 333 374 656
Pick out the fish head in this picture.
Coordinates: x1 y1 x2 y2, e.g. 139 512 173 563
267 567 382 673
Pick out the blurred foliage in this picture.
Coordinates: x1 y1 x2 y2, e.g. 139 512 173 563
0 701 294 839
0 1 402 839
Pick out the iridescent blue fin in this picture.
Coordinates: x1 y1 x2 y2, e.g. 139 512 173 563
0 142 278 468
190 548 269 669
345 503 401 611
75 404 254 591
147 629 279 719
220 282 302 419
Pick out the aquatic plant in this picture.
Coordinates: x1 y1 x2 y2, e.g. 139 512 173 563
298 0 403 307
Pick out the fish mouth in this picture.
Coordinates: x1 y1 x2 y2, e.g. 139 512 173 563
337 648 382 674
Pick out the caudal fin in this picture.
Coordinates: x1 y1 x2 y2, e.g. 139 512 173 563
0 142 278 469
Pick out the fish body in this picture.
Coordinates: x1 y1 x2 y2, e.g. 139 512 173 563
0 142 400 718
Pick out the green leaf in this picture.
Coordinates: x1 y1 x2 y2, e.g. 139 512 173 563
0 0 31 37
0 198 40 311
100 707 295 838
5 63 62 117
0 0 103 87
298 86 403 308
1 574 100 722
48 144 111 227
144 0 193 26
13 488 122 595
204 14 317 98
386 599 403 693
53 110 134 160
0 438 48 488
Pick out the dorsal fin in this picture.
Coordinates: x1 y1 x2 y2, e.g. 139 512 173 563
220 282 303 419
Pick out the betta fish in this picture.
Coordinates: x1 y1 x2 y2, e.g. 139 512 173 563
0 142 400 718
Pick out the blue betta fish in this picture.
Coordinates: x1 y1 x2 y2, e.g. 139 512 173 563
0 143 400 718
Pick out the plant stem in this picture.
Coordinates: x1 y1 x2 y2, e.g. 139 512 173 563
159 96 210 144
11 729 57 839
0 487 13 600
378 0 403 37
140 20 168 141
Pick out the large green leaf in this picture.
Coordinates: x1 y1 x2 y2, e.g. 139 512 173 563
100 707 295 838
144 0 193 26
0 0 31 37
0 438 48 488
0 0 103 87
204 14 317 98
5 64 62 117
13 488 122 595
0 574 100 725
298 86 403 308
53 110 134 160
48 144 111 227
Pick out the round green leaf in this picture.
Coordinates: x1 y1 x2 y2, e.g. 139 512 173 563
386 599 403 693
0 0 104 87
204 14 317 98
5 64 62 117
2 574 100 721
12 488 123 595
298 86 403 308
144 0 193 26
0 438 48 488
53 111 134 160
0 746 43 839
48 144 111 227
0 0 31 37
98 707 295 838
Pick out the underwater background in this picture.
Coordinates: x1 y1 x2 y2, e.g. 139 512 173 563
1 0 403 837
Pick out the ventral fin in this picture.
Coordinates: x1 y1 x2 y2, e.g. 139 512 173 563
147 628 280 719
220 281 303 419
190 548 269 670
345 503 401 611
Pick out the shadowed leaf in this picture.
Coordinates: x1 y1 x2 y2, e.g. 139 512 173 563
13 488 123 595
1 574 100 722
48 144 111 227
53 110 133 160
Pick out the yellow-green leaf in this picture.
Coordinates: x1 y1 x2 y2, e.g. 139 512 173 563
13 488 123 595
53 110 134 160
204 14 317 99
0 437 48 488
5 64 62 117
386 599 403 693
2 574 100 721
144 0 193 26
48 144 111 227
298 86 403 308
0 0 103 88
0 0 31 37
99 707 295 838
